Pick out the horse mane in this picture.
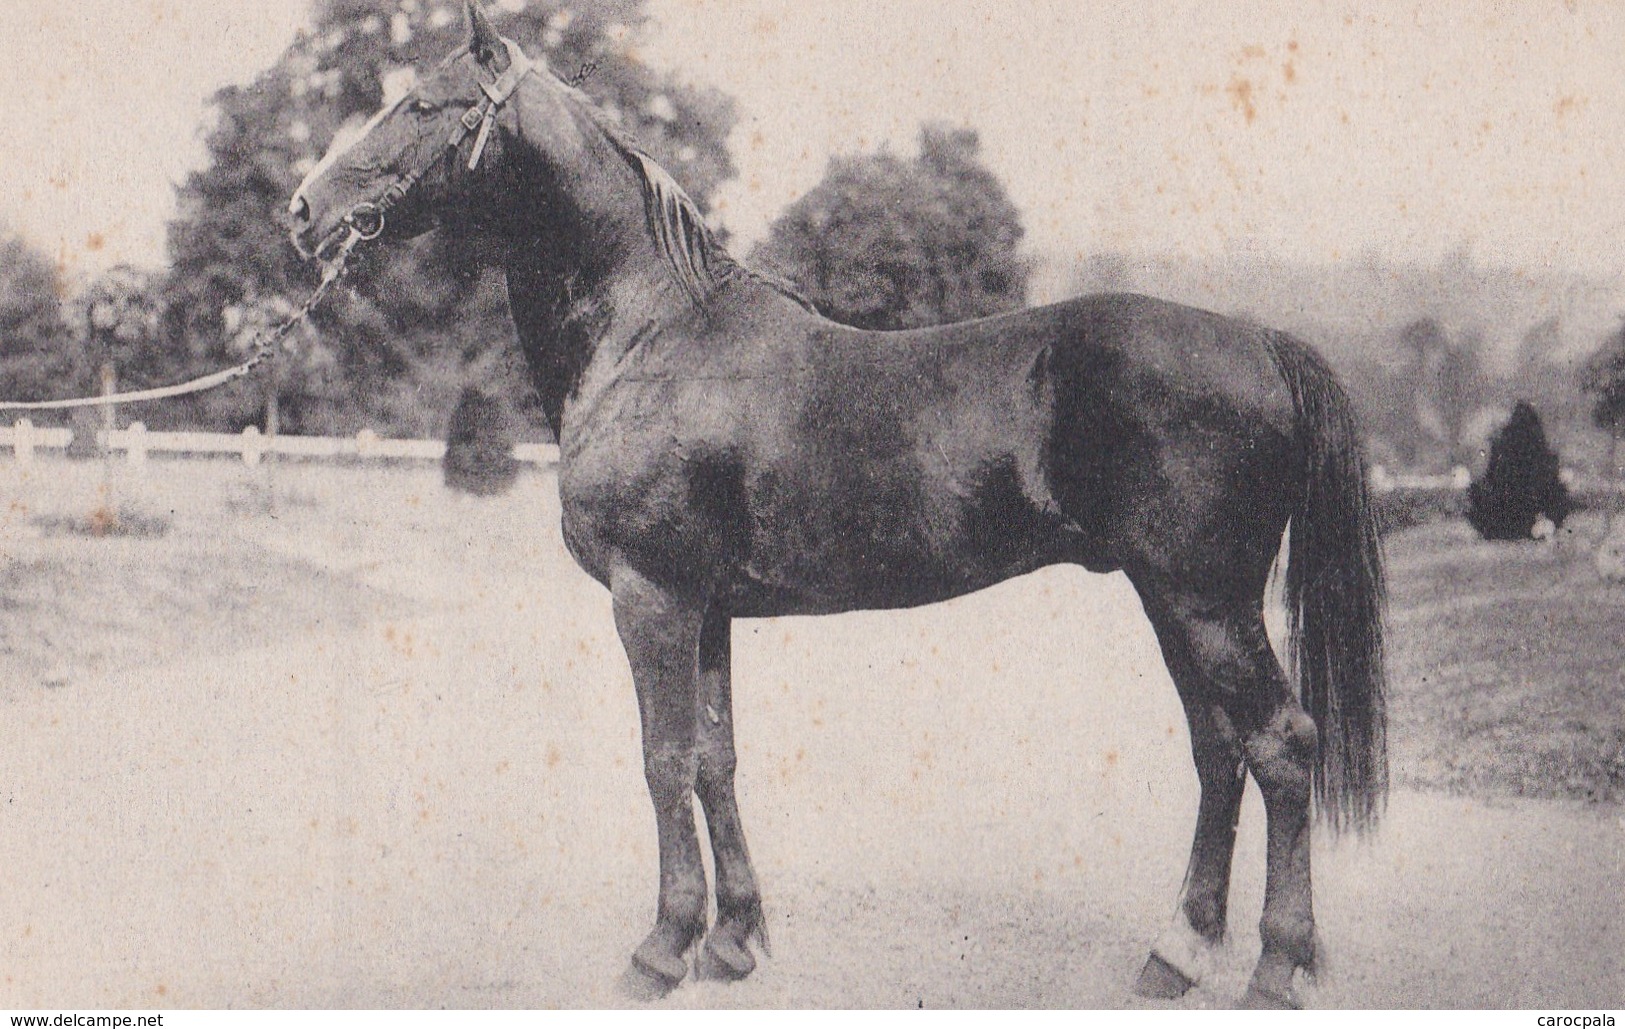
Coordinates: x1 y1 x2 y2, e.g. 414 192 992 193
564 88 816 313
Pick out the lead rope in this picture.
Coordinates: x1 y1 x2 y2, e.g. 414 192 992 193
0 226 367 412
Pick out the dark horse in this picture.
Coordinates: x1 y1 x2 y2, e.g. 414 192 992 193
289 2 1386 1008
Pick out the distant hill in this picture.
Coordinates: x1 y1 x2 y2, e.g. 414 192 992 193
1039 248 1624 373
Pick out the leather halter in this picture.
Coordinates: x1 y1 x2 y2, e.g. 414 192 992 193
338 37 534 242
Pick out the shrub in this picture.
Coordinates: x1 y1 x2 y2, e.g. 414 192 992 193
442 387 519 496
1466 401 1572 540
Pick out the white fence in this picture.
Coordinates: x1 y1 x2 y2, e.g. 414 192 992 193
0 419 559 468
1369 463 1623 495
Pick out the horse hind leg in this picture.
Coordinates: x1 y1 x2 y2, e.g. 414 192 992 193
1131 583 1320 1008
612 569 710 998
691 607 770 981
1133 592 1248 1000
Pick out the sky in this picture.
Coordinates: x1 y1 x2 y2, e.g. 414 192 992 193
4 0 1624 287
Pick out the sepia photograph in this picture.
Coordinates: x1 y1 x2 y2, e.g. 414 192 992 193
1 0 1622 1013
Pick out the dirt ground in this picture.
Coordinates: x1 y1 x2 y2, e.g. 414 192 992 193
1 461 1621 1008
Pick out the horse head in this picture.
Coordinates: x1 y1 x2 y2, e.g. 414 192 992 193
286 1 549 262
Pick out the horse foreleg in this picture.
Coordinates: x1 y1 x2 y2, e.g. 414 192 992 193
612 569 708 998
1135 594 1247 999
692 607 769 981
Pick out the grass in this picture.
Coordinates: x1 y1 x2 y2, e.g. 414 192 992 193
1383 514 1625 803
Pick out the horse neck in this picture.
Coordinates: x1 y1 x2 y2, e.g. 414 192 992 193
495 86 695 437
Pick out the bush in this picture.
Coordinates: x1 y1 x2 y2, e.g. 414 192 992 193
1466 401 1572 540
442 387 519 496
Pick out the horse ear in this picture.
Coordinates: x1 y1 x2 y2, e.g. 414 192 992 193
464 1 507 69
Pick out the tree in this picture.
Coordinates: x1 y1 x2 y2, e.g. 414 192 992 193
1396 317 1492 470
1582 321 1625 535
1466 401 1573 541
0 229 85 407
751 123 1028 330
160 0 738 436
1583 321 1625 466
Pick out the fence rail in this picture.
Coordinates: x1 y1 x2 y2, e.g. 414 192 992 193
0 419 559 468
2 420 1615 495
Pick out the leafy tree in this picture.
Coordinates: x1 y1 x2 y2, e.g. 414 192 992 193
160 0 737 436
0 229 84 407
1583 321 1625 465
751 123 1028 330
1466 401 1573 541
1582 321 1625 535
1397 317 1492 470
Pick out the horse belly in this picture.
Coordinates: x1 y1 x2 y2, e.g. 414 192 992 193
727 450 1076 616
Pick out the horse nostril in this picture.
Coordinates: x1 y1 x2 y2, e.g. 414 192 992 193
287 194 311 228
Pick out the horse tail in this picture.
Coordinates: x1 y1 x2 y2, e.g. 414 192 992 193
1269 334 1389 835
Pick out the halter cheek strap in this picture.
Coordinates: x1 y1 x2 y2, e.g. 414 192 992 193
449 38 534 171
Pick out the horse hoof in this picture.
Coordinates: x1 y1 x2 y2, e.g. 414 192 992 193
1239 983 1300 1010
1134 952 1196 999
696 932 757 981
620 949 687 1001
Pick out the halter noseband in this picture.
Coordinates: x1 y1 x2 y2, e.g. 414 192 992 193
336 37 534 246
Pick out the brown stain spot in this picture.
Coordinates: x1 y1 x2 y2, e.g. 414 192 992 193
495 759 510 775
1282 60 1297 84
1105 749 1119 769
22 925 32 937
752 15 778 37
1226 76 1257 124
545 744 561 768
156 984 167 997
1238 44 1267 61
1553 94 1587 118
85 233 105 252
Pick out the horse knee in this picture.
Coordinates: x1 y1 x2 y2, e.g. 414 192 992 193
697 736 737 784
644 744 698 804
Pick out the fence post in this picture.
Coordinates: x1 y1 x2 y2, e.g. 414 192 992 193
125 422 148 466
14 418 34 466
241 425 263 467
